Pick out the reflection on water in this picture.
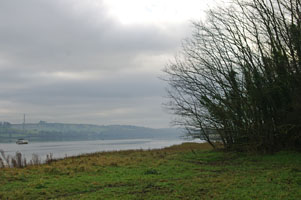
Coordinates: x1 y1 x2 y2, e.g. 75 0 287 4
0 139 202 161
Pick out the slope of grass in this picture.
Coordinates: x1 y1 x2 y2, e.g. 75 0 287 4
0 143 301 199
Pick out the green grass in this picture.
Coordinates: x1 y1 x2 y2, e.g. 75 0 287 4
1 143 301 199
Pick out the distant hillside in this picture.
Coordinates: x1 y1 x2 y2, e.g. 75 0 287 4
0 122 183 143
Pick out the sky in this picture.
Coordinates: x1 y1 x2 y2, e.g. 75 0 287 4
0 0 213 128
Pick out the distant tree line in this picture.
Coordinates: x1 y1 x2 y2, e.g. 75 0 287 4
0 122 11 128
0 123 181 142
165 0 301 152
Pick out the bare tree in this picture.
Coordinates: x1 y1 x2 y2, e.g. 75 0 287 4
165 0 301 152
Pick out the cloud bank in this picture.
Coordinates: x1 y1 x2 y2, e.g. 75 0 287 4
0 0 206 128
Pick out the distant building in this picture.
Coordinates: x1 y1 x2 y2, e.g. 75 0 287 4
39 121 47 125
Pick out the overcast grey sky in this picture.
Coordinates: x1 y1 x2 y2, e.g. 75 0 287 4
0 0 212 128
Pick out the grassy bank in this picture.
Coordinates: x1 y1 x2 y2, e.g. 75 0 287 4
0 143 301 199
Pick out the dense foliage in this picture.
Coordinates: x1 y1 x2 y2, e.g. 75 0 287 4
165 0 301 152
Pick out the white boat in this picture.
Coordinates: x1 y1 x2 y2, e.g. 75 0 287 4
16 139 29 145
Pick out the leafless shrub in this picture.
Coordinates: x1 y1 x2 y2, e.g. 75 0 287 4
0 158 4 168
0 149 10 167
31 154 41 165
11 157 17 168
23 158 27 167
0 150 4 168
15 152 22 168
164 0 301 152
10 152 27 168
46 153 54 164
0 150 54 168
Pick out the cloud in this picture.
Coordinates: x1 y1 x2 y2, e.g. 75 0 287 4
0 0 195 128
0 0 185 70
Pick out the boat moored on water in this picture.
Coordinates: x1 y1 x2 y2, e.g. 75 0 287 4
16 139 29 145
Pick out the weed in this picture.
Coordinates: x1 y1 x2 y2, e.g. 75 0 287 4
45 153 54 164
144 169 159 175
30 154 41 165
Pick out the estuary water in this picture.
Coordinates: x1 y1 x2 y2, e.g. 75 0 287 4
0 139 201 162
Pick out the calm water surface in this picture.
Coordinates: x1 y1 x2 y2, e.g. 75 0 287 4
0 139 201 161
